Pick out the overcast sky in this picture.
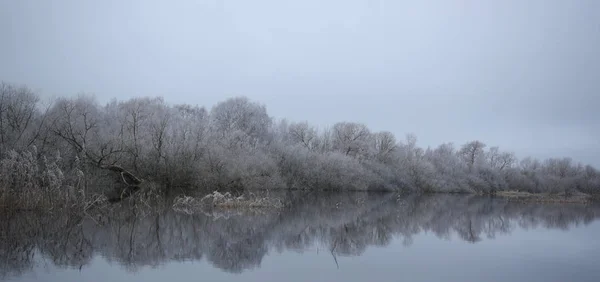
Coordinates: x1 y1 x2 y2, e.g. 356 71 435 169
1 0 599 166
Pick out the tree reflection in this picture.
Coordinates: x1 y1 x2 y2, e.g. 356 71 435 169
1 193 599 278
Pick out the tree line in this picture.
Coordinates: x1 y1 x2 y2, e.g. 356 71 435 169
0 81 599 208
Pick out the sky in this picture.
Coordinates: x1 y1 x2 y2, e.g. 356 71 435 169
1 0 599 166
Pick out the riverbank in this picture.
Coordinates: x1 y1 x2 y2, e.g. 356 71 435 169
494 190 593 204
2 188 598 216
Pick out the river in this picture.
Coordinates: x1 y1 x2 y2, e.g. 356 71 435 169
2 192 599 282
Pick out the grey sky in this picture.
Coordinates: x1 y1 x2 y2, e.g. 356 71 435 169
1 0 599 166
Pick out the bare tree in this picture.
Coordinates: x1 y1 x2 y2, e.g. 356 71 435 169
458 141 486 171
116 98 157 172
210 97 271 146
486 146 516 171
332 122 371 158
287 122 318 150
0 83 39 155
544 158 577 179
371 131 397 163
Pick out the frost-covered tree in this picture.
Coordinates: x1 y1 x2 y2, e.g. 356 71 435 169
331 122 371 158
458 141 486 171
114 97 160 172
543 158 578 179
370 131 397 164
425 143 470 192
0 83 40 156
395 134 436 192
48 95 102 160
210 97 271 146
287 122 318 150
486 147 516 171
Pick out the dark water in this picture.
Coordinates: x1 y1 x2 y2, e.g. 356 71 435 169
2 193 600 282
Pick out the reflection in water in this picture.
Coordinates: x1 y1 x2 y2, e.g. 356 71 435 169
1 193 599 278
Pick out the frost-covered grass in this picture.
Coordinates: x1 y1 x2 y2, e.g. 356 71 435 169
0 149 86 211
172 191 284 214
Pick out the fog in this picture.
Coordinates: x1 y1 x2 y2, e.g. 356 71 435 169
1 0 599 166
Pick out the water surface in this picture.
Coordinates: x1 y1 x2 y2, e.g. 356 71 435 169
2 193 600 282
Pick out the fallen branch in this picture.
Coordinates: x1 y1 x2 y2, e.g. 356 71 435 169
172 191 284 214
100 165 143 186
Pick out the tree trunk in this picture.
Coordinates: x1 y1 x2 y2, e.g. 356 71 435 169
98 165 144 203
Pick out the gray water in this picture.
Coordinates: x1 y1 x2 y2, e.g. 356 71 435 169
2 193 600 282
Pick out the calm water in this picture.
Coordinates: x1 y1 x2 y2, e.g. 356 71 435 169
2 193 600 282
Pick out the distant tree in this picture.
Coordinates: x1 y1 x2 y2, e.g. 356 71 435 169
458 141 486 171
210 97 271 146
520 157 541 173
315 127 334 154
0 83 39 156
332 122 371 158
395 134 436 192
486 146 516 171
287 122 318 150
371 131 397 164
426 143 470 192
48 95 101 159
543 158 578 179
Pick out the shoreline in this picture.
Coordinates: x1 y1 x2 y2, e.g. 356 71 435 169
492 190 593 204
2 189 598 215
